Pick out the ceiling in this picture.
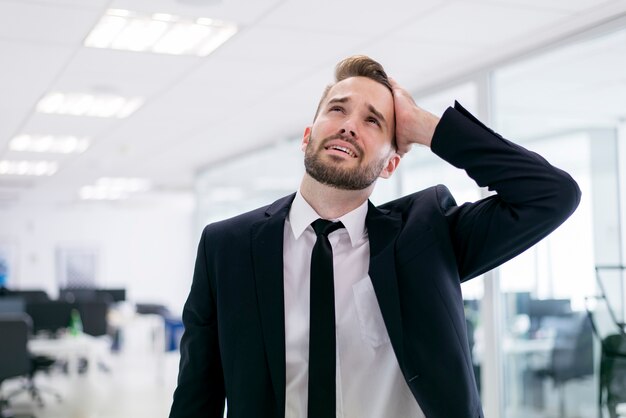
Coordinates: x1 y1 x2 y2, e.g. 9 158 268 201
1 0 626 208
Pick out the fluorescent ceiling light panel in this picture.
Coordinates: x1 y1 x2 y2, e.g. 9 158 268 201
84 9 238 56
96 177 151 193
79 177 151 200
0 160 58 176
79 185 124 200
36 92 144 118
10 135 90 154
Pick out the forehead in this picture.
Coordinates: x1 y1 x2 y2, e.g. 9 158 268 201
325 76 394 118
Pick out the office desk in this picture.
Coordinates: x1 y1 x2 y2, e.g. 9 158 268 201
28 334 111 382
503 335 554 354
109 311 167 383
503 336 554 409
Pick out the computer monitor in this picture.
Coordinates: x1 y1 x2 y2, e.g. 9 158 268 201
6 289 49 303
25 300 73 335
59 288 97 303
0 297 25 315
77 300 109 336
95 288 126 303
528 298 572 318
514 292 532 315
527 298 572 335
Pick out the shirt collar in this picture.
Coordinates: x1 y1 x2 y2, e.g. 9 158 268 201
288 190 368 247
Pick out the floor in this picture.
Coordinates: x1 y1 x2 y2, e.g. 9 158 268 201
2 350 180 418
1 349 601 418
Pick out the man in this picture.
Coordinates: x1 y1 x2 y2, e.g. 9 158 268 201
169 56 580 418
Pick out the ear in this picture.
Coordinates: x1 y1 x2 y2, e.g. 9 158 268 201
379 152 401 179
301 126 312 152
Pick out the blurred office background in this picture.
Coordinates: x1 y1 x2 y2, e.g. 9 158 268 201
2 0 626 417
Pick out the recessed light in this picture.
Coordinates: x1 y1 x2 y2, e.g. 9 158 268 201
0 160 58 176
10 135 90 154
79 185 124 200
96 177 151 192
79 177 151 200
84 8 237 57
36 92 143 118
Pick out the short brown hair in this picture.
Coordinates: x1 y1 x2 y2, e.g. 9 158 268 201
313 55 392 121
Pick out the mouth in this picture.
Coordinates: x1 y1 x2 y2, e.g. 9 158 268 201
324 144 357 158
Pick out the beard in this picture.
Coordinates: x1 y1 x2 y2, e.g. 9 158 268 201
304 132 388 191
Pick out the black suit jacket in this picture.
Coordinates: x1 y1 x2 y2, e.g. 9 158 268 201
169 103 581 418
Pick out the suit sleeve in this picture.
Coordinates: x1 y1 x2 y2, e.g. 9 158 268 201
169 227 225 418
431 101 581 281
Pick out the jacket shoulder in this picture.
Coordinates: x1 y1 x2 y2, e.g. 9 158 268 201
378 184 457 216
201 193 295 239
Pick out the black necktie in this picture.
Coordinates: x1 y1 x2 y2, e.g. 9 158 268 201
308 219 344 418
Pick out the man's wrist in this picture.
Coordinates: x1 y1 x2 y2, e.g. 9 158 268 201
417 110 440 148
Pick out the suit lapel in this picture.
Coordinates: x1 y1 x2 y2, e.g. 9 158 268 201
366 201 406 369
251 193 295 417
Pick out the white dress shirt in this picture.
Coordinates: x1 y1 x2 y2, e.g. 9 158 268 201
283 191 425 418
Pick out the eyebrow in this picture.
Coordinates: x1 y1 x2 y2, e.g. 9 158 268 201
367 104 387 127
327 96 388 128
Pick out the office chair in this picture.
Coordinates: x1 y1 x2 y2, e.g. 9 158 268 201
77 299 110 337
6 355 61 408
25 300 73 336
589 265 626 417
9 303 65 407
598 333 626 418
95 288 125 303
75 299 112 373
0 314 33 418
535 312 594 418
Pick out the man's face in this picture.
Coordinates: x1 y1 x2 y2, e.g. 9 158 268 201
302 76 398 191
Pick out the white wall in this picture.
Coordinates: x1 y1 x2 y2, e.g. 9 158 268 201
0 193 196 315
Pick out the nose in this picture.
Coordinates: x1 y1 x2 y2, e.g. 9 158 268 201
339 128 356 138
339 115 358 138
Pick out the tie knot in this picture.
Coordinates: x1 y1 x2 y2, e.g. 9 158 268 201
311 219 344 237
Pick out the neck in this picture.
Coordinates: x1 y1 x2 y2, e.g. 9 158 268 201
299 173 372 219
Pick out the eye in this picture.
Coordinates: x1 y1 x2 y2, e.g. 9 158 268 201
366 116 380 127
329 106 344 113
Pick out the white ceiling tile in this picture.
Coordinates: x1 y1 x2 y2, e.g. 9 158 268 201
51 49 199 98
487 0 616 13
217 25 367 65
0 2 101 45
68 48 200 79
7 0 110 11
358 40 484 91
260 0 447 35
109 0 283 25
0 106 29 150
0 39 76 147
20 112 118 137
392 2 567 47
0 40 75 107
171 56 317 100
84 107 211 165
263 68 338 132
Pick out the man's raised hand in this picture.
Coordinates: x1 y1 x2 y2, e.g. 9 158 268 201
390 78 440 156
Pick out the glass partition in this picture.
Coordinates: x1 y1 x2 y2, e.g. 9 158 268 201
493 26 626 418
